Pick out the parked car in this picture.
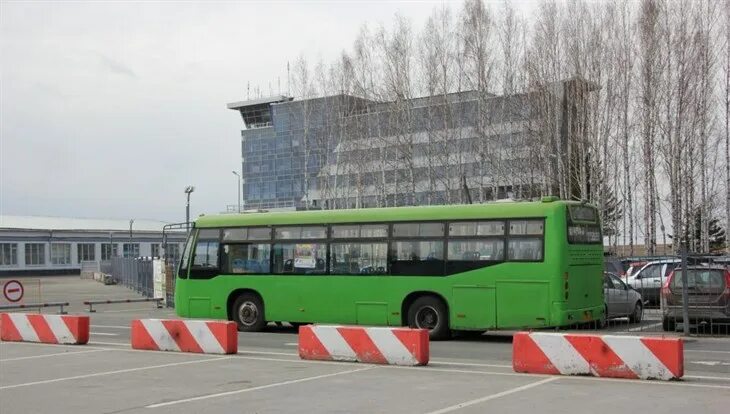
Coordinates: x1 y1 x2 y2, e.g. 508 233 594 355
625 259 681 305
604 256 628 277
661 266 730 332
603 272 643 325
625 261 648 278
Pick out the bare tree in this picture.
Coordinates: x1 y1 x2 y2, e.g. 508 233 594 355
724 0 730 253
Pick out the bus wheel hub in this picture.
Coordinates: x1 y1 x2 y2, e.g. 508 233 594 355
239 302 258 325
416 306 438 329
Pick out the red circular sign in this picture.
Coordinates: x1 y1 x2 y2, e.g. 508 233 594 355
3 280 24 303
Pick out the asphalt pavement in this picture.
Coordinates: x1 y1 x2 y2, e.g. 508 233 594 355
0 276 728 413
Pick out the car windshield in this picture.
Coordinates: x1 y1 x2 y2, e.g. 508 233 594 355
670 269 725 289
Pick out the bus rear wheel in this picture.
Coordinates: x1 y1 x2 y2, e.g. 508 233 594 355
407 296 450 341
232 293 266 332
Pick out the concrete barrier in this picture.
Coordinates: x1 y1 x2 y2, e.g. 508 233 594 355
131 319 237 354
0 313 89 345
299 325 429 366
512 332 683 380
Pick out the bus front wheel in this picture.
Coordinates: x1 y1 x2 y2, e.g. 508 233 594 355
407 296 450 341
232 293 266 332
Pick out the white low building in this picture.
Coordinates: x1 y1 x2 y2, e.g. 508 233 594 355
0 216 187 275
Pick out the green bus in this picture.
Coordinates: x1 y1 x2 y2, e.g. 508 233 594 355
174 197 604 339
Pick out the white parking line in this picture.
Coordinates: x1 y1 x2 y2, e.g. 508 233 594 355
0 349 111 362
628 323 662 332
425 377 560 414
88 341 128 346
90 325 130 329
146 366 375 408
685 374 730 382
0 356 232 390
91 333 119 336
431 361 512 369
686 349 730 354
96 308 172 313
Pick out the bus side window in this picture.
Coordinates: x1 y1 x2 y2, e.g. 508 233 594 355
390 240 444 276
222 243 270 274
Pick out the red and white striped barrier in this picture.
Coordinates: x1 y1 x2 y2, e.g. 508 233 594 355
0 313 89 345
299 325 429 366
513 332 683 380
131 319 237 354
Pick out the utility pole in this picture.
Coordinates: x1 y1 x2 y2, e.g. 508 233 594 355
184 186 195 233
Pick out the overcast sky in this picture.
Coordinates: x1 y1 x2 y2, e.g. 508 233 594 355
1 0 534 223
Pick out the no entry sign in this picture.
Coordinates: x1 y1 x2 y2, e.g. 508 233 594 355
3 280 24 303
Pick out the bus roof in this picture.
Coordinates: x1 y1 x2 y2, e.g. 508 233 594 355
195 200 579 228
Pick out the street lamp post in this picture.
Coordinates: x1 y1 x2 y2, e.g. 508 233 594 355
232 171 241 213
184 186 195 233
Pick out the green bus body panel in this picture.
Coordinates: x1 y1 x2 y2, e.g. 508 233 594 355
176 201 604 330
196 202 563 228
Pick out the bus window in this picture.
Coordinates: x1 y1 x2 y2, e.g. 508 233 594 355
507 238 543 261
222 244 271 274
223 227 271 242
332 224 388 239
449 240 505 260
393 223 444 238
273 243 326 274
390 240 444 276
449 221 505 236
190 229 220 279
447 239 505 273
177 230 196 279
275 226 327 240
509 220 544 235
331 242 387 275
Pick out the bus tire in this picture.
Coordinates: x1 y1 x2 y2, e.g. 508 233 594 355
407 296 450 341
232 293 266 332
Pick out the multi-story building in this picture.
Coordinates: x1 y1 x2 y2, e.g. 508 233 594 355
0 216 186 275
228 78 594 211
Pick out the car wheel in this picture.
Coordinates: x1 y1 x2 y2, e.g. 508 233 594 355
232 293 266 332
407 296 450 341
629 302 643 323
662 317 676 332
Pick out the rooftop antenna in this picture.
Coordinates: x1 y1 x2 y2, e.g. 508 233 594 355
269 81 272 96
247 82 250 100
287 61 290 96
278 76 281 95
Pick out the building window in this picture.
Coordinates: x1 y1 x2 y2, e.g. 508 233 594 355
25 243 46 265
151 244 160 258
123 243 140 258
77 243 96 263
51 243 72 265
0 243 18 266
101 243 118 260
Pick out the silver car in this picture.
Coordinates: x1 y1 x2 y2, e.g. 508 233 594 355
604 272 644 324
